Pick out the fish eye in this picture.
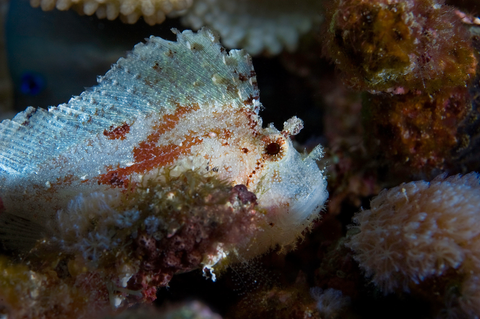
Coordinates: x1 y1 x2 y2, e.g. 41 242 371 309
266 142 281 155
262 135 286 161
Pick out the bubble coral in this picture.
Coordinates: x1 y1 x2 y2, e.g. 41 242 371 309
180 0 322 55
323 0 477 93
29 0 192 25
346 172 480 317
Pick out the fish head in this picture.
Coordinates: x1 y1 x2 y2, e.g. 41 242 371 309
239 116 328 258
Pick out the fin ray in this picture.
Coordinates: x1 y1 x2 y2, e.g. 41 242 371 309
0 28 259 175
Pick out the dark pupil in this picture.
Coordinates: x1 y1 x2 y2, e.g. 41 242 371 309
266 143 281 155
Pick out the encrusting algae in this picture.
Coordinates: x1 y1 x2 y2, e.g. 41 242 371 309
0 28 328 318
323 0 477 93
322 0 480 173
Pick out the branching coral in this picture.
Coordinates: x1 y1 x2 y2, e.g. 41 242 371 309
180 0 322 55
29 0 192 25
346 172 480 317
323 0 477 93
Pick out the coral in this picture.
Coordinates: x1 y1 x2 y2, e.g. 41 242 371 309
446 0 480 14
0 169 266 318
323 0 477 93
180 0 323 55
346 172 480 317
321 0 480 174
300 67 380 214
323 141 379 215
363 86 472 171
29 0 192 25
449 29 480 173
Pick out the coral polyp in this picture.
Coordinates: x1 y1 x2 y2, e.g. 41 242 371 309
346 173 480 317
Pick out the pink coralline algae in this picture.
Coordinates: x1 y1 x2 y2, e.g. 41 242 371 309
346 172 480 317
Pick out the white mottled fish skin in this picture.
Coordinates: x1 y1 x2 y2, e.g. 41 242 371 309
0 28 327 257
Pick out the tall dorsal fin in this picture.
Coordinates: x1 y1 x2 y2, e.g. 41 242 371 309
0 28 260 176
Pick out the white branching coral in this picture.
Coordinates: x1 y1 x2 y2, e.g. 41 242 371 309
346 173 480 317
180 0 323 55
29 0 193 25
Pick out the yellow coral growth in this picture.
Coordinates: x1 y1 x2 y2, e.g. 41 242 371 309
30 0 193 25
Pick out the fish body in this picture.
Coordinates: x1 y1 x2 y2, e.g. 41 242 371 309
0 29 327 259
